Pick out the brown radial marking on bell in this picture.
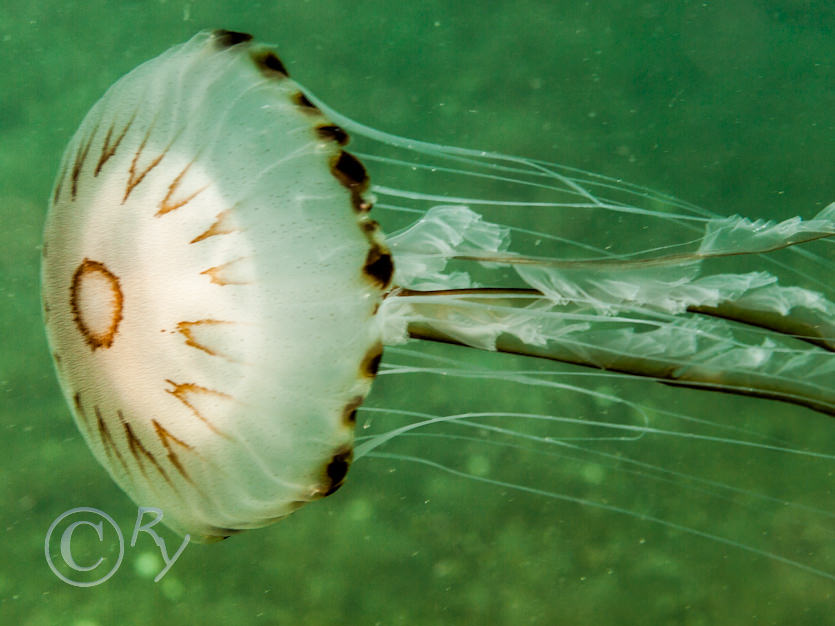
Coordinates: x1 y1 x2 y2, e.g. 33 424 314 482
71 127 97 200
360 342 383 379
176 319 238 361
152 419 194 484
363 242 394 289
329 150 373 212
329 151 369 193
359 219 380 236
315 124 349 146
53 162 68 204
95 114 135 176
190 210 239 244
213 29 253 48
341 395 365 426
291 91 322 116
164 379 231 437
70 259 124 350
122 417 174 488
251 49 289 78
52 351 62 366
123 127 167 203
200 257 251 286
157 161 208 216
318 445 353 497
94 405 129 475
72 391 92 431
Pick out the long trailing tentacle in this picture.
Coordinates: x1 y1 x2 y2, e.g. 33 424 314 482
380 204 835 418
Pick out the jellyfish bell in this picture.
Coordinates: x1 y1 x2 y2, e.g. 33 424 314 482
42 29 390 540
42 26 835 574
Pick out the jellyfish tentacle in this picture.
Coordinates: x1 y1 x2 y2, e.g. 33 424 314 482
363 450 835 581
688 296 834 352
382 203 835 417
387 292 834 417
393 285 835 354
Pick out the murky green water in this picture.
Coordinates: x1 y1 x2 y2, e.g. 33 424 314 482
2 2 833 624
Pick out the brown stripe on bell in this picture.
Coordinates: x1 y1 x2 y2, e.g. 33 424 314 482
292 91 323 116
359 219 380 236
363 242 394 289
72 390 91 432
251 49 289 78
53 162 66 204
95 114 135 176
95 406 127 471
315 124 350 146
341 395 365 426
71 130 96 200
360 341 383 379
122 419 173 486
329 150 372 212
212 30 253 49
330 151 368 192
316 445 354 497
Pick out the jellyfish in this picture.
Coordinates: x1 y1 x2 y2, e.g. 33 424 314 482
41 30 834 577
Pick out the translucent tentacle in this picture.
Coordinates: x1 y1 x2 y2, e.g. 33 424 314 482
381 205 835 417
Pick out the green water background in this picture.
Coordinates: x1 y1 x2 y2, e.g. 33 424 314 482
1 1 833 624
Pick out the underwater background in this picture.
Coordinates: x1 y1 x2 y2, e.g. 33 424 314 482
1 1 833 624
